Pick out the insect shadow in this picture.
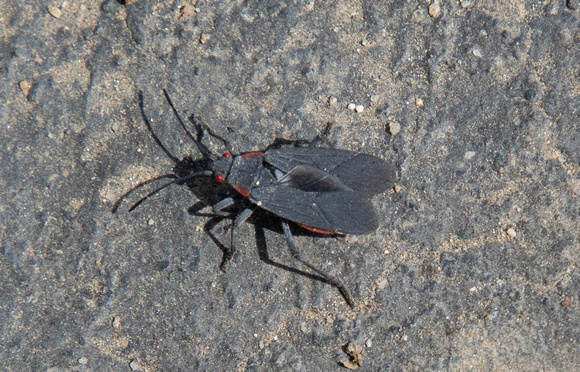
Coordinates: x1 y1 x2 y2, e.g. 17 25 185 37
113 90 396 307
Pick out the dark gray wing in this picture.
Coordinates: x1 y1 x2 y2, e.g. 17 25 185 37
249 186 378 235
277 165 352 192
265 148 396 197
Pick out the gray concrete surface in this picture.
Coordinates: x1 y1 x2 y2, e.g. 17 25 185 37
1 1 578 370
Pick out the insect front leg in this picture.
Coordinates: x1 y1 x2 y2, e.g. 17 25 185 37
205 197 241 271
187 114 235 154
307 121 333 148
265 122 335 151
281 221 355 308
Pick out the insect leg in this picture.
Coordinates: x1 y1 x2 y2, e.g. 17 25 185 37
188 114 235 155
264 122 334 151
220 207 253 272
307 121 333 148
281 221 354 308
212 197 235 212
162 89 217 161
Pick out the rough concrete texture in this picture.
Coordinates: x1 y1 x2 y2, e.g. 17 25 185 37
1 1 578 371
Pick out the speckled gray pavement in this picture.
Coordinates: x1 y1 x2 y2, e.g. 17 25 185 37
1 1 578 371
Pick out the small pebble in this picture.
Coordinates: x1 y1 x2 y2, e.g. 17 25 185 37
428 2 441 18
48 5 63 18
181 4 197 17
415 98 424 107
561 300 572 308
361 39 371 47
347 103 357 111
401 334 408 342
328 96 337 105
460 0 474 8
506 227 517 238
370 94 380 103
388 122 401 136
377 278 388 289
472 49 483 58
19 81 32 96
366 339 372 347
112 317 121 329
129 361 142 371
148 219 155 226
355 105 364 113
394 185 402 193
78 357 88 365
464 151 476 160
200 33 211 44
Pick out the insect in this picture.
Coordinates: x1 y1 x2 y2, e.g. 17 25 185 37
113 90 397 307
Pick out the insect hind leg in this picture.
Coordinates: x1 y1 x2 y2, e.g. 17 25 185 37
281 221 355 308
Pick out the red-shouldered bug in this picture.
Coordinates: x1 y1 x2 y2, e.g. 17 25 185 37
113 90 397 307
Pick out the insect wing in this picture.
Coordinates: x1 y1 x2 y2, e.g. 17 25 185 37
265 148 396 197
250 186 378 235
277 165 352 192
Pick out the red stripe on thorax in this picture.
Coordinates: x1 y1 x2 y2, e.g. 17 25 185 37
241 151 265 159
232 183 250 198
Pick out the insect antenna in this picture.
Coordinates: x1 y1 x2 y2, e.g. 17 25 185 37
113 92 214 213
162 89 219 161
138 91 179 163
111 174 177 213
126 171 212 212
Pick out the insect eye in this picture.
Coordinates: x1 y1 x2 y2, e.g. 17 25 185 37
222 152 232 158
215 174 225 183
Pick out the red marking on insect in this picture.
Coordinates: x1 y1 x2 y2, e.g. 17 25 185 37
215 174 225 183
242 151 265 159
232 183 250 197
297 224 338 235
222 152 232 158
